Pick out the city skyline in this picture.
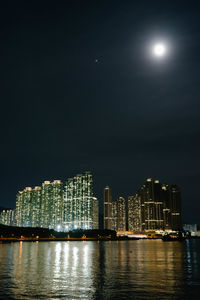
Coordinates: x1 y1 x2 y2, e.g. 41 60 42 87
1 173 183 232
2 171 193 224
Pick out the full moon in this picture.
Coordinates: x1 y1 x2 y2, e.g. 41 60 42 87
153 43 166 57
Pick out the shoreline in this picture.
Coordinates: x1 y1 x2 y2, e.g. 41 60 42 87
1 237 199 243
0 237 140 242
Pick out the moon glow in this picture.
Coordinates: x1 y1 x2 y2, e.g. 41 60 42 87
153 43 166 57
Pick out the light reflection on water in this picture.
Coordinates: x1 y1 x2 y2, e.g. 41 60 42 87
0 240 200 299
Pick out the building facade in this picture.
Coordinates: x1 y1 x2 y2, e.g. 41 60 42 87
111 197 126 232
63 172 98 230
128 194 143 232
31 186 41 228
144 179 164 231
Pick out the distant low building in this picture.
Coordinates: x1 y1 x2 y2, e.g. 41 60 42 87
183 224 197 236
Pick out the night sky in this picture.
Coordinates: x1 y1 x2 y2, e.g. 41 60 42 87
1 1 200 224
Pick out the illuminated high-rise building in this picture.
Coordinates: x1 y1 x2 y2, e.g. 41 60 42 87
144 179 164 231
111 200 117 230
169 185 182 231
128 194 143 232
128 179 164 232
15 187 38 227
16 191 23 226
21 187 32 227
162 184 171 231
92 196 99 230
40 181 53 228
31 186 41 227
0 209 14 226
51 180 63 230
16 187 41 228
112 197 126 231
40 180 64 229
63 172 98 230
104 186 112 230
128 178 182 232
